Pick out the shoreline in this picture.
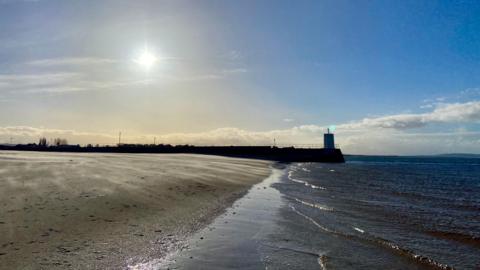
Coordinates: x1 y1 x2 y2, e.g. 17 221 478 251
157 164 287 270
0 151 272 269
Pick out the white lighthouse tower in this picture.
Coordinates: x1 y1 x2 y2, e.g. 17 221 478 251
324 126 335 149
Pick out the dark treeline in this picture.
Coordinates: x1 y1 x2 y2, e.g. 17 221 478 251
0 142 345 163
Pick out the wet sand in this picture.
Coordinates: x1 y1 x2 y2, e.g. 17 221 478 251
0 151 271 269
163 167 288 270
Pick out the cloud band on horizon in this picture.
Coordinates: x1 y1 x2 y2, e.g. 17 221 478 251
1 100 479 155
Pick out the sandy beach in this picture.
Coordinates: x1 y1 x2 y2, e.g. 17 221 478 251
0 151 271 269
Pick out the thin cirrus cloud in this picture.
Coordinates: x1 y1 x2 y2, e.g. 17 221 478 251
26 56 179 67
27 57 120 67
161 68 248 82
0 57 120 94
221 68 248 74
0 72 81 92
0 71 150 94
0 53 250 98
0 56 157 94
10 56 249 90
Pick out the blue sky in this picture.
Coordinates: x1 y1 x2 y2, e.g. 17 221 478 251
0 0 479 154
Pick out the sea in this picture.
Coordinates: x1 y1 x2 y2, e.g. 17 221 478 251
161 156 480 270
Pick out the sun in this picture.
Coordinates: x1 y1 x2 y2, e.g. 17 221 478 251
134 48 157 70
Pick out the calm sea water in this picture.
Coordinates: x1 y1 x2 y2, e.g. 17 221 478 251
279 156 480 269
165 156 480 270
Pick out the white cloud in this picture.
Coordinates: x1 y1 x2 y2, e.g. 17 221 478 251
337 129 480 155
340 101 480 130
428 102 480 122
1 99 479 155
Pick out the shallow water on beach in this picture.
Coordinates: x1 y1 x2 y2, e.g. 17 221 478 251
158 165 287 270
164 157 480 269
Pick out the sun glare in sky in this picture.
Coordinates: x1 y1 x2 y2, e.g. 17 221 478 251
134 47 157 70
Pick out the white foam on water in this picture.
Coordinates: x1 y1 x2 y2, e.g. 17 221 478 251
290 205 335 234
318 254 328 270
287 171 327 190
353 227 365 233
292 197 333 211
261 242 328 270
